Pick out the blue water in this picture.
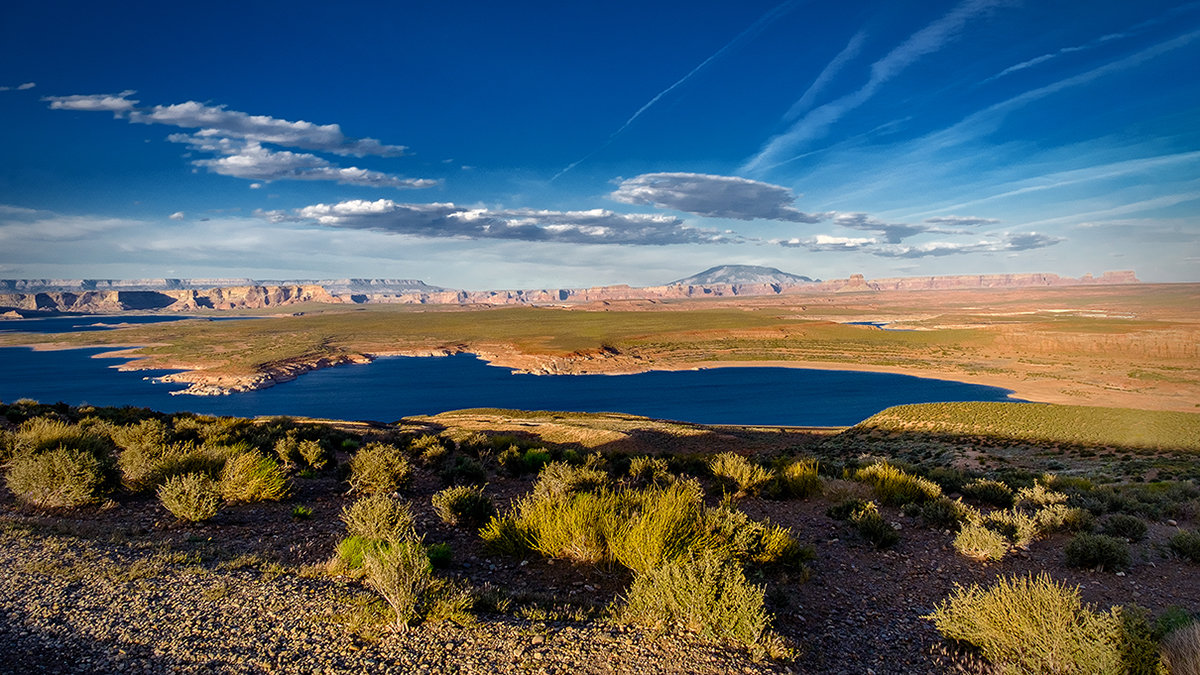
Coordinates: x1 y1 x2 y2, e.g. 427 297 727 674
0 346 1019 426
0 315 246 334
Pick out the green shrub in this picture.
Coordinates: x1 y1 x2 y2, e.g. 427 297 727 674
962 479 1015 507
5 446 110 508
515 489 623 563
157 473 221 522
362 538 433 630
1035 504 1095 534
431 485 495 528
763 459 821 500
849 501 899 549
1015 483 1069 511
426 542 452 568
349 443 412 495
853 461 941 506
609 482 707 575
1113 605 1163 675
291 504 313 520
920 497 979 531
410 435 447 464
341 494 414 542
1099 514 1148 542
219 452 289 502
273 432 331 471
478 515 530 556
439 456 487 485
334 535 376 570
982 508 1039 548
1161 621 1200 675
953 523 1008 561
531 461 608 501
11 417 114 458
618 551 771 653
1169 530 1200 563
628 456 673 487
703 506 809 569
119 439 232 492
498 446 552 475
1065 533 1131 572
926 574 1123 674
708 452 774 497
826 498 872 521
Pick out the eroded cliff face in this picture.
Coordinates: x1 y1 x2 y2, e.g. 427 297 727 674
0 271 1140 314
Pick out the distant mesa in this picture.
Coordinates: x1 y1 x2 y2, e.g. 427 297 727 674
0 269 1141 315
670 265 817 286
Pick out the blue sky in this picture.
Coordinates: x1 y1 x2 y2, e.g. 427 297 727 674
1 0 1197 288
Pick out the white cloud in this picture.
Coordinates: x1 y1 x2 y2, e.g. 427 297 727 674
778 231 1062 257
46 91 434 189
922 215 999 227
1 82 36 92
610 172 828 222
169 211 185 220
284 199 730 245
742 0 1007 175
43 90 139 115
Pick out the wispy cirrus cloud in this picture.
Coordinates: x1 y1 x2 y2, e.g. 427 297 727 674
742 0 1007 175
274 199 731 245
610 172 829 222
43 91 434 188
0 82 36 92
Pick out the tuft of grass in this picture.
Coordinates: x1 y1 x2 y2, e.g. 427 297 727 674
531 461 608 501
348 442 412 495
1065 533 1132 572
1160 621 1200 675
981 508 1040 549
609 482 707 575
953 523 1008 562
617 550 773 655
1168 529 1200 563
219 452 289 503
853 461 941 506
478 515 530 556
926 573 1123 674
849 501 899 549
362 538 433 631
628 456 674 487
157 473 221 522
961 479 1015 507
708 452 774 498
341 494 414 542
291 504 313 520
431 485 495 528
920 496 979 531
763 459 821 500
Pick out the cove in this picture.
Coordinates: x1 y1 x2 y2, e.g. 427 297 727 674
0 348 1018 426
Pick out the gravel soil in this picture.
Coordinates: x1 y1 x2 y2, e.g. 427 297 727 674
2 442 1197 674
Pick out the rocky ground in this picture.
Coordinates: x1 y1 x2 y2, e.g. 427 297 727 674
1 412 1198 674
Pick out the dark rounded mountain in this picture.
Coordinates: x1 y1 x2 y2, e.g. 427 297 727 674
669 265 816 286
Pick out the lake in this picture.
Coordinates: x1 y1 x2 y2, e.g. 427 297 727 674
0 344 1019 426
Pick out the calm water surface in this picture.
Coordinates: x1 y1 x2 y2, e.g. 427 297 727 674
0 344 1018 425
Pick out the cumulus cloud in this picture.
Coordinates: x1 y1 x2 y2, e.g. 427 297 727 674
169 211 185 221
46 91 433 188
173 139 436 189
778 231 1062 257
610 172 828 223
43 90 139 115
281 199 730 245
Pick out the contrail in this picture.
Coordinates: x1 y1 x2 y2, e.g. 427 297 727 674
551 0 803 182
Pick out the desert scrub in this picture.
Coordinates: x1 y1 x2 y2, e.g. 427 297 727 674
628 456 673 487
274 432 331 471
498 446 552 475
1098 514 1148 542
1161 621 1200 675
10 417 115 458
708 452 774 497
219 451 289 502
703 506 810 569
953 523 1009 561
618 550 773 655
1065 533 1131 572
1015 483 1069 510
762 458 821 500
341 494 415 542
920 496 979 531
431 485 495 528
1168 529 1200 563
608 482 707 575
826 497 873 521
410 435 447 464
361 538 433 631
849 501 899 549
531 461 608 501
981 508 1040 548
5 446 112 508
439 456 487 486
349 442 412 494
478 515 530 556
853 461 941 506
962 478 1015 507
157 473 221 522
926 573 1125 674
